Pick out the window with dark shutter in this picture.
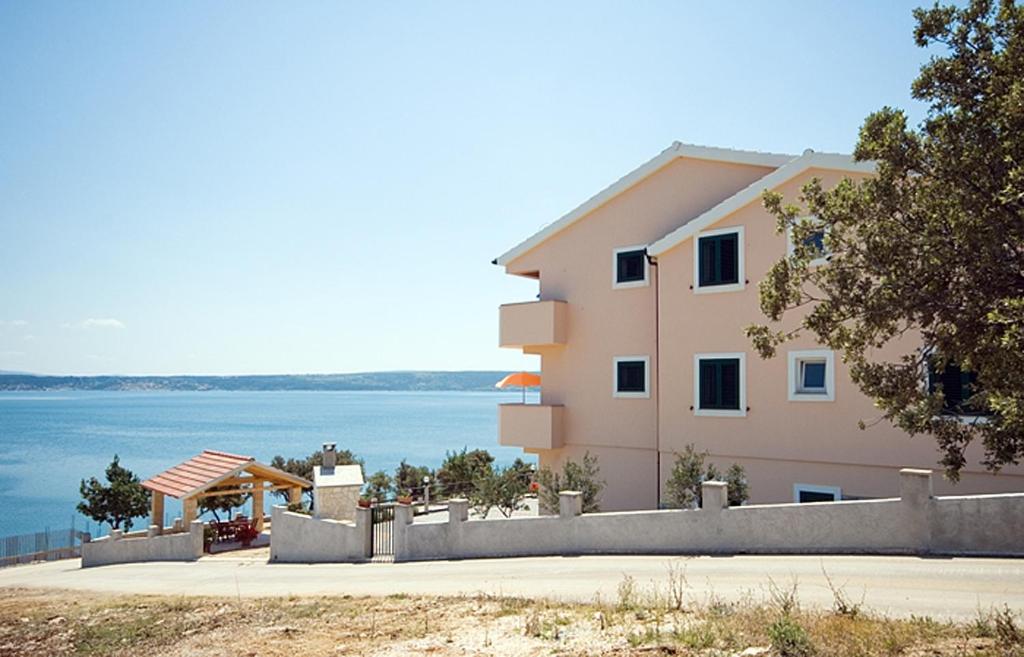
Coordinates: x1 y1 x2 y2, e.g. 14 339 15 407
697 233 739 287
616 249 646 284
698 358 741 410
928 361 982 414
616 360 646 394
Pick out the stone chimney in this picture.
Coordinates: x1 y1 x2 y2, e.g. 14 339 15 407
322 442 337 469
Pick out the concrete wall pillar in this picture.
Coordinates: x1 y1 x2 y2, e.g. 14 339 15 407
701 481 728 511
448 498 469 525
899 468 933 553
355 506 372 559
559 491 582 518
146 525 159 538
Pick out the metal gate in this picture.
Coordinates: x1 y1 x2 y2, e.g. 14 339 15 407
371 504 395 560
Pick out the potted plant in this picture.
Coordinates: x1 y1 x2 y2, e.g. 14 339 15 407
397 489 413 505
235 520 260 548
203 525 217 553
358 497 372 508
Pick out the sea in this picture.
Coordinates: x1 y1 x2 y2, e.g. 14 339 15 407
0 390 535 538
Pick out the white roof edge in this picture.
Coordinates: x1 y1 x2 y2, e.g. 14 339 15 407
647 151 876 257
494 142 795 267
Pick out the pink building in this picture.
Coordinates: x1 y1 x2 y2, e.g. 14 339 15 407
495 142 1024 511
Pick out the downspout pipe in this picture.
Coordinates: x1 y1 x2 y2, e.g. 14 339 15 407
646 250 661 508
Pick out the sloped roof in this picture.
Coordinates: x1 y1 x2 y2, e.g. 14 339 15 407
647 150 876 257
142 449 311 499
493 142 795 268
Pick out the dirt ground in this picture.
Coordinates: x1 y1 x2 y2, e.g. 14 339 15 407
0 587 1020 657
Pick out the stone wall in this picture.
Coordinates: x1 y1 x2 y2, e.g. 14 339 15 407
81 520 203 568
394 469 1024 562
314 485 361 523
269 505 371 563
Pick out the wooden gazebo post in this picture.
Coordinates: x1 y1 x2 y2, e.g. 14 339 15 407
182 496 197 526
252 485 264 532
150 491 165 534
289 486 302 506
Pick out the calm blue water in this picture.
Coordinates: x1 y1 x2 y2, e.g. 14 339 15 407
0 390 535 538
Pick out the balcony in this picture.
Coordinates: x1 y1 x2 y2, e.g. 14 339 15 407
499 300 568 349
498 403 564 450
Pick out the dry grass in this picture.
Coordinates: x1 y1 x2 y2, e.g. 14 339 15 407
0 584 1020 657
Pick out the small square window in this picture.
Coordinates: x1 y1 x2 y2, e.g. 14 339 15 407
787 218 829 266
798 360 827 393
788 350 835 402
613 356 649 398
928 360 986 415
613 247 648 288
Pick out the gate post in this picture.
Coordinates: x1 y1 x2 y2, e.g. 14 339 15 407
393 503 414 561
356 506 372 559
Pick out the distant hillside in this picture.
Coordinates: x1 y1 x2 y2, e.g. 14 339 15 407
0 371 531 392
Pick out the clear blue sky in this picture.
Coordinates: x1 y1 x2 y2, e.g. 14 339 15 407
0 2 931 375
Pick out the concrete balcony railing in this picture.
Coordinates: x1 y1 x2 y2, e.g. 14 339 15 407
498 403 564 450
499 300 568 349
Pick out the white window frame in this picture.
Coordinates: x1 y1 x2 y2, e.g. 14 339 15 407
693 352 747 417
693 226 745 294
612 245 650 289
793 483 842 503
787 349 835 402
786 217 829 267
613 355 650 399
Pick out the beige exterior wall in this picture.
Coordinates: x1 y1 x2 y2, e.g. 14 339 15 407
500 154 1024 511
505 157 777 510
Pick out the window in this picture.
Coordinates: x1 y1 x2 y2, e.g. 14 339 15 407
787 349 835 402
787 218 829 266
694 227 744 293
612 246 649 289
613 356 649 398
928 360 984 415
694 353 746 416
793 484 842 503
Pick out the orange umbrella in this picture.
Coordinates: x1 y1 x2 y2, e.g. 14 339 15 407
495 372 541 403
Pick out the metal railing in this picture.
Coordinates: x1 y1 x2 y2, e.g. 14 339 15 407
0 527 90 568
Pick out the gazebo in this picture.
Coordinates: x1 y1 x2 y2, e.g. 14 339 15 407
142 449 312 533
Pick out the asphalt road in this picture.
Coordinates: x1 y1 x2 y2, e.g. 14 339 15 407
2 553 1022 621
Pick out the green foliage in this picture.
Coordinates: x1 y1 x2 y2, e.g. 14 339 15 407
536 452 604 513
664 445 749 508
436 448 495 499
469 458 533 518
394 459 433 498
749 0 1024 477
768 616 814 657
198 487 249 523
269 449 363 504
77 455 150 531
363 469 393 502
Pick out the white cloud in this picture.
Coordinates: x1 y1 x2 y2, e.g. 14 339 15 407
23 334 36 342
0 320 28 328
80 318 126 330
0 350 25 358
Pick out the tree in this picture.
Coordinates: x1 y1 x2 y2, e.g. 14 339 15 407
747 0 1024 478
394 459 433 498
363 470 393 502
664 445 750 509
77 455 150 532
270 449 363 505
469 458 534 518
435 448 494 499
198 487 249 523
536 452 604 514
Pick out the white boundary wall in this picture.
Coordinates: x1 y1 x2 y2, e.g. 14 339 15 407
82 520 203 568
269 505 371 563
394 469 1024 562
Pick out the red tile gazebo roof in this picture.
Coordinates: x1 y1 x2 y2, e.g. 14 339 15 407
142 449 308 499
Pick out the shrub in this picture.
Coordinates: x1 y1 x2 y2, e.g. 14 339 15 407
767 615 814 657
77 455 150 532
436 448 494 499
664 444 749 508
535 452 604 513
470 458 533 518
